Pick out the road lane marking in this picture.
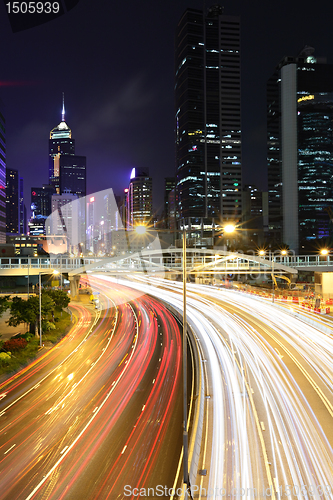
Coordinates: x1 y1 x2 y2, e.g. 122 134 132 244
24 297 140 500
260 421 266 431
0 305 102 415
121 445 127 454
273 478 279 492
4 444 16 455
93 407 98 413
0 393 7 400
60 446 68 455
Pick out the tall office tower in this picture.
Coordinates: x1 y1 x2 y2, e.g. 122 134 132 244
0 101 6 243
267 46 333 252
59 155 86 197
30 184 55 235
6 168 19 233
175 5 242 238
163 177 175 228
242 184 268 246
49 95 86 197
126 168 153 228
19 176 26 234
49 192 79 253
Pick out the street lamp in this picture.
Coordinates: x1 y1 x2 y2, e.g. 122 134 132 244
135 225 147 235
53 269 62 289
224 223 236 234
39 272 42 347
182 223 189 486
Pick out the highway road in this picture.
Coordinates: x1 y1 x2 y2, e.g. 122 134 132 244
102 275 333 500
0 280 183 499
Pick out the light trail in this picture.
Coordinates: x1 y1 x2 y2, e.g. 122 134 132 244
102 275 333 499
0 278 182 499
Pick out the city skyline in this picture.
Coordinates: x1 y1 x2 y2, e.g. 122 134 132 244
1 0 333 216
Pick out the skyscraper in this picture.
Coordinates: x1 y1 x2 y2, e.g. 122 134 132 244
175 5 242 238
6 168 19 233
126 168 153 228
19 176 26 234
49 95 86 197
267 46 333 251
0 100 6 243
163 177 175 228
29 184 55 235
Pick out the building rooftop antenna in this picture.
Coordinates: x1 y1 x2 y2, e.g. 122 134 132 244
62 92 65 122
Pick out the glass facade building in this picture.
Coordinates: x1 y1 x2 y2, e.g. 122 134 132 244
175 5 242 237
126 168 153 228
49 99 86 198
267 47 333 251
6 168 19 233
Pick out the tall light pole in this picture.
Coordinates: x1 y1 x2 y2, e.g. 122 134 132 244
222 224 236 287
39 272 42 347
182 224 189 486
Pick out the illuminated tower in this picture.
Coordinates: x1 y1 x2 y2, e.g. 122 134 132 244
49 94 86 197
126 168 153 227
175 6 242 238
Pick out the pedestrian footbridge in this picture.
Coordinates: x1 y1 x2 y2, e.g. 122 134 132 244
1 250 331 277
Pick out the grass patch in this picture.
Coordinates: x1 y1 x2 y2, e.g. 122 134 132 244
0 311 72 377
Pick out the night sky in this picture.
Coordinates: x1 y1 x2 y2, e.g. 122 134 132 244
1 0 333 216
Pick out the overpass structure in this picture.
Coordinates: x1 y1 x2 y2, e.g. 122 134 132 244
0 250 331 297
1 250 332 276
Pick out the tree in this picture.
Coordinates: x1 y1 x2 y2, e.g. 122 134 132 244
8 295 55 337
0 296 10 317
0 295 11 343
43 289 70 311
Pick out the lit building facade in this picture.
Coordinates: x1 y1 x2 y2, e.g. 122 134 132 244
126 168 153 228
267 46 333 251
242 184 268 246
0 101 6 243
48 192 79 253
49 96 86 197
59 155 86 197
6 168 19 234
175 6 242 239
164 177 175 229
30 184 55 235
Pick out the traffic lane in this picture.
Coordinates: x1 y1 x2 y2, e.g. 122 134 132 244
0 302 96 408
191 289 333 493
199 288 333 447
0 297 136 500
117 277 333 495
10 289 182 500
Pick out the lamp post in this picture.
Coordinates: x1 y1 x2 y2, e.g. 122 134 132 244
220 224 236 287
320 248 329 264
182 224 189 486
53 269 62 289
39 272 42 347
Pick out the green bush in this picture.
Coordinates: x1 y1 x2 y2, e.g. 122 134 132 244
11 332 33 342
0 352 11 364
42 321 56 331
